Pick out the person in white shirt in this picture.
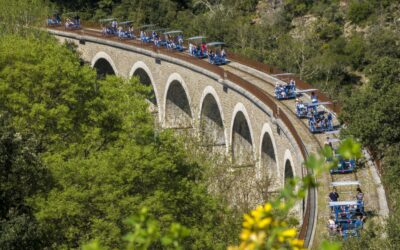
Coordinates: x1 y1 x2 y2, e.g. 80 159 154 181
111 20 117 29
328 216 336 230
189 43 193 54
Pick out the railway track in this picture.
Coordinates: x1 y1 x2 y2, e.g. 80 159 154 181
221 63 324 247
220 62 378 248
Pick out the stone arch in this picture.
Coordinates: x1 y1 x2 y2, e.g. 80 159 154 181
259 123 279 180
129 61 159 106
164 73 193 128
231 103 255 166
198 86 227 152
284 149 295 186
91 51 118 77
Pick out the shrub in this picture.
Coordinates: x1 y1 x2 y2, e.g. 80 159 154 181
348 0 372 24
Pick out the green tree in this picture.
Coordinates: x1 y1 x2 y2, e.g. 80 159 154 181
0 33 239 249
32 127 239 249
0 115 51 249
365 28 400 62
341 58 400 153
347 0 373 24
283 0 314 17
0 34 149 154
0 0 49 35
344 34 367 70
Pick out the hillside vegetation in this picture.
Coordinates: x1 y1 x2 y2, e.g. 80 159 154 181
0 0 399 249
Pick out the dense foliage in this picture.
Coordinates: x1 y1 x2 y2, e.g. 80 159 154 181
1 0 400 249
0 0 48 34
0 34 240 249
0 117 50 249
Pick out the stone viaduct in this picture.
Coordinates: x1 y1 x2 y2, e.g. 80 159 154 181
49 28 314 245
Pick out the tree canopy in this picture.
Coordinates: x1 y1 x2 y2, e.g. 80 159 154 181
0 33 240 249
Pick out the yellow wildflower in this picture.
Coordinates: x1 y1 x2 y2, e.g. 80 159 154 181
263 203 272 213
243 220 252 229
258 217 272 229
281 228 297 238
240 229 252 241
250 206 263 220
243 214 255 227
246 242 256 250
290 238 304 246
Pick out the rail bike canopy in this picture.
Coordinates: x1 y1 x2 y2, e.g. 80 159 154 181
329 201 359 207
206 41 225 47
163 30 183 35
306 101 332 107
64 12 80 18
140 24 156 30
331 181 360 187
153 28 168 32
99 18 116 23
188 36 206 41
325 130 340 135
297 88 318 94
327 138 341 143
331 181 361 197
119 21 133 26
327 152 355 162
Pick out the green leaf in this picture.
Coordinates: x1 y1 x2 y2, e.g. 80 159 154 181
337 138 362 159
319 240 342 250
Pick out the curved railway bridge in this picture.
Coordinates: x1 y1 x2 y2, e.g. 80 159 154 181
47 26 387 248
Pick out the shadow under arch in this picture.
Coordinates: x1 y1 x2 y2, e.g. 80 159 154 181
91 52 118 79
260 131 277 177
232 110 254 166
129 62 159 105
200 93 226 148
93 58 115 78
284 159 294 186
132 68 157 105
164 80 192 128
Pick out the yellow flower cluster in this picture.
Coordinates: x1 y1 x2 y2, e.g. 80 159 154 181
228 202 306 250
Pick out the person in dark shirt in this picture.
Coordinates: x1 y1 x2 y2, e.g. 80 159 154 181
329 188 339 202
356 187 364 201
